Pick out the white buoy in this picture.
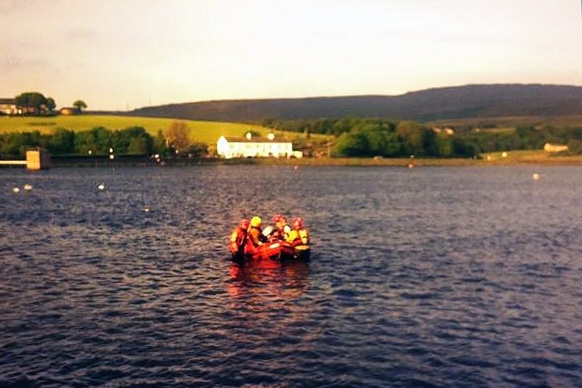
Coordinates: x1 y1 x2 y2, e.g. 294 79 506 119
143 205 151 212
97 183 106 191
23 184 33 191
13 187 20 193
533 173 540 181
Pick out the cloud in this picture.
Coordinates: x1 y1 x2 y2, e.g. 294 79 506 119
62 27 98 44
0 53 52 74
0 0 18 14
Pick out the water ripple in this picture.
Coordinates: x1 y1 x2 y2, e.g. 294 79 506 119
1 166 581 387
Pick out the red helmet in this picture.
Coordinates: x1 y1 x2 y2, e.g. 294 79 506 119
239 219 250 230
292 217 303 229
273 214 283 223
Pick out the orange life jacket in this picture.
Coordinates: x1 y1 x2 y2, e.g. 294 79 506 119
230 227 247 253
247 226 264 247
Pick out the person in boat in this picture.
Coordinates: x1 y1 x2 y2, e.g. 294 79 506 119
261 225 277 242
286 217 310 247
247 216 267 247
229 219 250 259
271 214 291 241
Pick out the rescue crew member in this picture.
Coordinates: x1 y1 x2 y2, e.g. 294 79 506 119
272 214 291 241
286 217 310 247
247 216 267 247
230 219 250 259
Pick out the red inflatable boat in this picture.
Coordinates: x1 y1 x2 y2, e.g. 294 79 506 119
230 239 310 262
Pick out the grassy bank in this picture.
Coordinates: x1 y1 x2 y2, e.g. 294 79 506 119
252 157 475 167
252 150 582 167
478 150 582 166
224 150 582 167
7 152 581 169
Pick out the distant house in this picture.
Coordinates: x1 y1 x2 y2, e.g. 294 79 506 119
544 143 569 153
217 133 296 159
59 107 77 115
0 98 19 115
432 127 454 135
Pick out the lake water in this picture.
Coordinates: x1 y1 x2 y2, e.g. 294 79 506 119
1 165 581 387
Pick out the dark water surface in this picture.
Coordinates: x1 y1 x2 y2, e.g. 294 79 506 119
1 165 581 387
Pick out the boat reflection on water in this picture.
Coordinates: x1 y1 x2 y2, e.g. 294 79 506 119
227 259 311 303
224 259 315 365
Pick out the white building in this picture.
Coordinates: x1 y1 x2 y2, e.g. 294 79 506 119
217 133 298 159
0 98 20 115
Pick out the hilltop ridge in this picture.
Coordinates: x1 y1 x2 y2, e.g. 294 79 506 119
127 84 582 123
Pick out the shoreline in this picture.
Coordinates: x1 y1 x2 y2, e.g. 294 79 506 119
3 153 582 169
58 157 582 168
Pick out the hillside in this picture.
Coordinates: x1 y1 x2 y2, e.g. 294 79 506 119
128 84 582 123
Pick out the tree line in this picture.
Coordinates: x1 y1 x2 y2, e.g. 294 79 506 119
5 92 87 116
0 123 208 159
264 118 475 158
459 124 582 155
2 116 581 160
263 118 582 157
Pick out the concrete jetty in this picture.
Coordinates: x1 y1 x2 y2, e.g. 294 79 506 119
0 149 51 170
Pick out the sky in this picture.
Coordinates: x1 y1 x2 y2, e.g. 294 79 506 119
1 0 581 111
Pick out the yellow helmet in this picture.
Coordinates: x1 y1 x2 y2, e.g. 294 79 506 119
250 216 262 227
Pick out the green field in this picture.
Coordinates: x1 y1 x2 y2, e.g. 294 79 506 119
0 115 311 145
428 115 582 129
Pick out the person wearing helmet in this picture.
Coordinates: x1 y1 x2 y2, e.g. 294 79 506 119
229 219 250 260
272 214 291 241
247 216 267 247
286 217 310 247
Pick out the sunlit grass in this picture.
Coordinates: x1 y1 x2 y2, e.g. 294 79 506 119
0 115 319 145
480 150 582 165
253 150 582 167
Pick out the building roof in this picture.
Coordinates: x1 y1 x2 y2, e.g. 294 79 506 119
221 135 290 144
